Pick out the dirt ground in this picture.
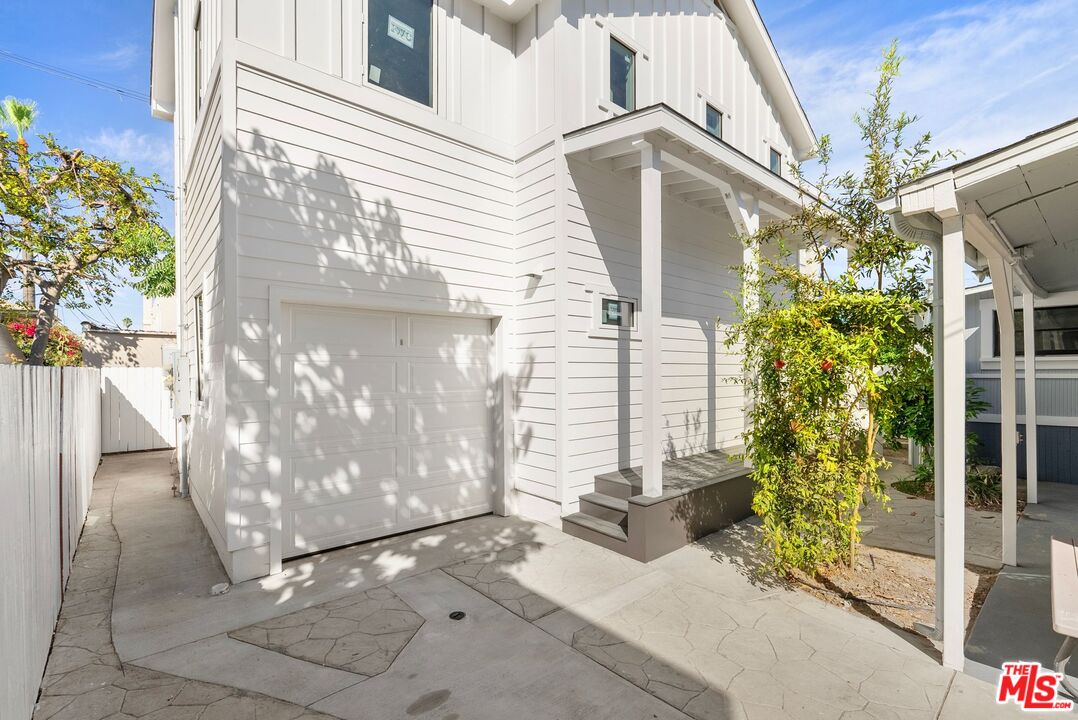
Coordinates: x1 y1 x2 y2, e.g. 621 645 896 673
795 546 997 641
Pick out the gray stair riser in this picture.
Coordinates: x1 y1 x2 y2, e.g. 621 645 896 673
562 519 630 556
579 498 628 526
594 476 640 500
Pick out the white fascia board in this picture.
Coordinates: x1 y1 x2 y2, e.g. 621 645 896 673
723 0 816 160
150 0 176 121
564 104 811 211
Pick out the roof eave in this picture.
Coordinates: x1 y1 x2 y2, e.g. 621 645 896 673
150 0 176 122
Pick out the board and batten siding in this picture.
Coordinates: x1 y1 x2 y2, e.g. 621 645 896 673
560 0 796 167
562 157 744 509
229 64 521 561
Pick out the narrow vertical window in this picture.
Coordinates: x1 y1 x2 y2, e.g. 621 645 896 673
368 0 434 107
610 37 636 112
769 147 782 176
193 293 204 402
194 3 203 112
705 105 722 140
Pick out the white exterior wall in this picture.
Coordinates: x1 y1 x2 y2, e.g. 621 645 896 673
163 0 810 577
562 157 743 510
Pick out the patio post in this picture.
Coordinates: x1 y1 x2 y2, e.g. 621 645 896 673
939 214 968 671
1022 285 1038 504
640 141 663 498
988 254 1018 567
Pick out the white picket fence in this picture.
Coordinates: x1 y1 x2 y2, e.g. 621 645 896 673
0 366 102 720
101 367 175 453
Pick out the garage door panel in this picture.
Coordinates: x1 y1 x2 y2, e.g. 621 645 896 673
408 438 491 480
278 304 493 560
288 447 398 498
286 357 397 402
288 495 398 554
408 399 489 434
401 481 492 525
408 360 488 394
407 315 491 354
286 401 397 448
286 306 398 353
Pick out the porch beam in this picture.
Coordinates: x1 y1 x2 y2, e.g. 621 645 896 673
640 142 664 498
988 254 1018 567
940 214 968 671
589 138 643 163
1022 285 1039 504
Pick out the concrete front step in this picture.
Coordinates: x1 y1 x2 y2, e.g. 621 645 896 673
579 492 629 526
561 512 629 555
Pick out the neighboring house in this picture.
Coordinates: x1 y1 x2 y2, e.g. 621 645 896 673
143 295 179 334
80 322 177 368
149 0 816 581
965 284 1078 484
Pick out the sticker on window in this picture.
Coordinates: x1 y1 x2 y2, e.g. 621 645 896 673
388 15 415 49
369 65 382 84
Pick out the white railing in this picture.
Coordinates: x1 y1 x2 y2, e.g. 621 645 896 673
0 366 102 720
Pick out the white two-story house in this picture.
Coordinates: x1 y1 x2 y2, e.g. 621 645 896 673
149 0 816 581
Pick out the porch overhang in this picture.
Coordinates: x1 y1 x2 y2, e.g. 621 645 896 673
563 103 815 226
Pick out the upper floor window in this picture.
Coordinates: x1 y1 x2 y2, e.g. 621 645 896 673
610 37 636 112
769 147 782 176
705 105 723 140
994 305 1078 356
368 0 433 107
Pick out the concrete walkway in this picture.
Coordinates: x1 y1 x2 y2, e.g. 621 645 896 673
35 452 1034 720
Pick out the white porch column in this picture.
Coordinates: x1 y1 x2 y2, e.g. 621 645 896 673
1022 286 1038 504
640 143 663 498
939 215 968 671
988 255 1018 567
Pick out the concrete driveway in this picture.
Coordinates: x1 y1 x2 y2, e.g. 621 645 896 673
34 451 1032 720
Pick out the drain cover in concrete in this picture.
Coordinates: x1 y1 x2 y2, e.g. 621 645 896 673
229 586 424 677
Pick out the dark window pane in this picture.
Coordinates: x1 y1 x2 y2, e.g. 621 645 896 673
769 148 782 175
706 105 722 139
368 0 433 107
602 298 632 327
610 38 635 111
994 306 1078 356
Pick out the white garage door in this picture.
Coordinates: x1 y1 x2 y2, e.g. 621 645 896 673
277 304 494 558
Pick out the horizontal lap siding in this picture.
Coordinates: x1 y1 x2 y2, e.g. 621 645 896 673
231 68 519 549
182 74 230 555
512 145 558 502
563 158 743 507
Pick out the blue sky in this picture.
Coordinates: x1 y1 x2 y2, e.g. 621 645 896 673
2 0 1077 328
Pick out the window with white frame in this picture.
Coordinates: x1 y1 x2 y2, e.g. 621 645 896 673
705 104 723 140
609 37 636 112
994 305 1078 357
589 292 637 339
769 147 782 176
193 292 204 401
193 2 203 115
367 0 433 107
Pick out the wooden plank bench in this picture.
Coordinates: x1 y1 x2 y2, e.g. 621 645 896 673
1051 536 1078 698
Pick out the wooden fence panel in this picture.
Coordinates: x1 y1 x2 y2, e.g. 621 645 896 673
100 367 175 453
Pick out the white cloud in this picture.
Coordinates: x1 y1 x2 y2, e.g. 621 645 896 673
780 0 1078 176
88 44 142 71
85 128 173 181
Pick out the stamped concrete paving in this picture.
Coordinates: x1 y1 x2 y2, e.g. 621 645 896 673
229 586 424 676
37 451 1033 720
32 456 336 720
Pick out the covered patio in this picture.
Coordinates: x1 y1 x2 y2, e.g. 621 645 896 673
882 116 1078 678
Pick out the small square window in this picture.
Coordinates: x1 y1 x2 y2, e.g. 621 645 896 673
601 298 634 327
769 147 782 176
610 38 636 112
705 105 722 140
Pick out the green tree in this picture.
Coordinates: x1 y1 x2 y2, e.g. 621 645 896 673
0 129 172 365
728 42 956 574
0 97 38 307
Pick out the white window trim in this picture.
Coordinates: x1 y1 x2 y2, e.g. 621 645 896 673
595 19 649 117
767 144 783 176
979 290 1078 371
360 0 439 114
696 91 731 140
586 286 640 340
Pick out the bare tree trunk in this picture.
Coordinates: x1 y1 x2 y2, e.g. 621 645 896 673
21 250 34 308
27 282 60 365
